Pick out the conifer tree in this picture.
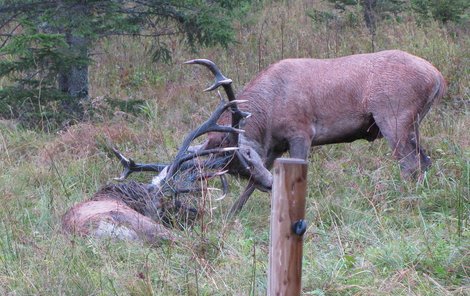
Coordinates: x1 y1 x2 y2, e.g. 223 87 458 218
0 0 249 128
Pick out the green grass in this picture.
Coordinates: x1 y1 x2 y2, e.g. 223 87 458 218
1 1 469 295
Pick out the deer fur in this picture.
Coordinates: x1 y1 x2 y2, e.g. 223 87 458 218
62 181 198 244
196 50 446 213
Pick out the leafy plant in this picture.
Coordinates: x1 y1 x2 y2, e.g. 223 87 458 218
411 0 470 23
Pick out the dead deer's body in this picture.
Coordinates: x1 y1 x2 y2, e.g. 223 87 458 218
61 181 199 243
197 50 446 213
62 197 177 243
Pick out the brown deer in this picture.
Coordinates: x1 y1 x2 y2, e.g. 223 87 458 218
62 181 180 244
112 50 447 217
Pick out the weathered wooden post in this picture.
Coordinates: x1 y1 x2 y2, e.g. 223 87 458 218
268 158 308 296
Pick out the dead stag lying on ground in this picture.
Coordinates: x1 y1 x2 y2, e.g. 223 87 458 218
62 181 181 244
115 50 446 217
62 101 263 243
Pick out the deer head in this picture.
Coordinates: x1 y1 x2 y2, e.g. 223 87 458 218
112 59 272 196
183 59 273 192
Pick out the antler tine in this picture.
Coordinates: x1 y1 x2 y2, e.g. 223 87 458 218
112 147 167 181
184 59 248 129
177 150 233 173
169 168 229 199
218 174 229 199
197 170 229 180
172 100 246 162
228 181 256 218
164 100 247 182
184 59 233 93
198 171 229 201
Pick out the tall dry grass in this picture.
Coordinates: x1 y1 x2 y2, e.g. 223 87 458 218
0 0 468 295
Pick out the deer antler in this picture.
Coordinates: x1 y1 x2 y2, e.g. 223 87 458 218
184 59 250 130
165 100 246 179
112 99 248 203
112 147 167 181
112 100 245 182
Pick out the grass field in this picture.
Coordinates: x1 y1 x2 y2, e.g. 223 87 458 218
0 1 469 295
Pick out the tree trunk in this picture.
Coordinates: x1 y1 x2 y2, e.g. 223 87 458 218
362 0 377 33
58 32 89 115
361 0 377 51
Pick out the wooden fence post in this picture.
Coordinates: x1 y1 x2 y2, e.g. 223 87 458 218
268 158 308 296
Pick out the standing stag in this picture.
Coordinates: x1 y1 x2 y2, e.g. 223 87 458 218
109 50 447 217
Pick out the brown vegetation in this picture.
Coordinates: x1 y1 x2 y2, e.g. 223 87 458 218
40 122 142 163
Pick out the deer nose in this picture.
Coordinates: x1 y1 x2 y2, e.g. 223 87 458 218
256 174 273 192
256 183 272 192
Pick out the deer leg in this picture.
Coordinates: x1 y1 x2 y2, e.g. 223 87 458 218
228 180 256 218
288 136 311 160
410 122 432 173
373 114 427 178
